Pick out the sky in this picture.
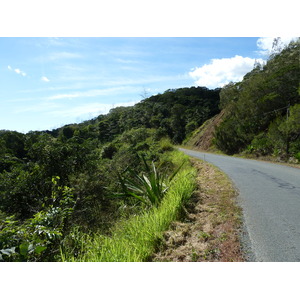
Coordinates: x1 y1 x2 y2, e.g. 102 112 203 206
0 36 297 133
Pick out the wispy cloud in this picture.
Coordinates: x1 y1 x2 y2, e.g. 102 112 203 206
8 65 27 76
49 101 138 118
46 86 131 100
189 55 264 88
41 76 50 82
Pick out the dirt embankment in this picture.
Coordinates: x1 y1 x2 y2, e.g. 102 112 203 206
185 110 225 151
152 159 244 262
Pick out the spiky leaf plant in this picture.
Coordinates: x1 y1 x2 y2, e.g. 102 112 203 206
117 156 184 208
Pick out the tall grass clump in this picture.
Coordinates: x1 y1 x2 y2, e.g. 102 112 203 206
62 150 196 262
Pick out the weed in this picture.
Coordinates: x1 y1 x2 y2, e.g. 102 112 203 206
198 231 211 241
191 248 199 261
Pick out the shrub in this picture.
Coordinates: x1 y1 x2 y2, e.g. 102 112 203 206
0 177 76 261
158 137 173 152
116 155 184 208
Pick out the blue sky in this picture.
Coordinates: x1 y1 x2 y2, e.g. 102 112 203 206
0 37 297 133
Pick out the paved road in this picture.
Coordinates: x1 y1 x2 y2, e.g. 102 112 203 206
180 148 300 262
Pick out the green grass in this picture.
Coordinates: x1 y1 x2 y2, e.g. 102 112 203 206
61 151 196 262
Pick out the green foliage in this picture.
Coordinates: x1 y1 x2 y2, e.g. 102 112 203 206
63 152 196 262
158 137 174 152
0 86 220 261
101 143 118 159
0 163 48 218
248 133 273 155
117 156 184 208
215 39 300 158
215 117 248 154
0 177 75 261
219 82 240 110
0 130 26 158
294 152 300 162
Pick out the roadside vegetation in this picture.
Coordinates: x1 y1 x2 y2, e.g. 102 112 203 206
1 38 298 262
62 151 196 262
153 158 244 262
1 87 218 262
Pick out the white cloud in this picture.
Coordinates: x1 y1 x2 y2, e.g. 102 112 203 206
41 76 50 82
49 101 138 118
8 65 26 76
47 86 130 100
257 37 298 56
189 55 264 88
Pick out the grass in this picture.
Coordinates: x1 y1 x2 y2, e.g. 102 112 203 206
61 151 196 262
153 158 244 262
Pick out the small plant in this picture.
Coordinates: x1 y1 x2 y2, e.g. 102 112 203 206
117 156 184 208
294 152 300 163
158 138 174 152
198 231 211 242
191 248 199 261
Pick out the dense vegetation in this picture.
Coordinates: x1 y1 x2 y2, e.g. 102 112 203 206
0 86 220 261
1 38 298 262
214 39 300 159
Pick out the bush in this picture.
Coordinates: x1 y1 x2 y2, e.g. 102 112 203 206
249 133 273 155
294 152 300 163
158 137 174 152
0 177 76 262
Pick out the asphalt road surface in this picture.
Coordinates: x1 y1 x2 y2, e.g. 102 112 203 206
180 148 300 262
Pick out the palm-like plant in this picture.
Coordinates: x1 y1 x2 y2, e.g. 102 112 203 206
117 156 184 208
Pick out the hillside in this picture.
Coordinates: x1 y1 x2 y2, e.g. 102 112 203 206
0 86 221 262
184 110 225 151
186 38 300 162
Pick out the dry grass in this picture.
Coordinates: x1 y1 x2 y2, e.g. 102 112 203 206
152 159 244 262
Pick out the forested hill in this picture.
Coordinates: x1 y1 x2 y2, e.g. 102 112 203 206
188 39 300 161
44 86 220 145
0 86 220 261
0 85 220 164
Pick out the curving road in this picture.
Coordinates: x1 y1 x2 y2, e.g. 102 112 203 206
180 148 300 262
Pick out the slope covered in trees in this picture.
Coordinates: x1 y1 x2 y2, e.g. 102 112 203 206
0 86 220 261
188 39 300 161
